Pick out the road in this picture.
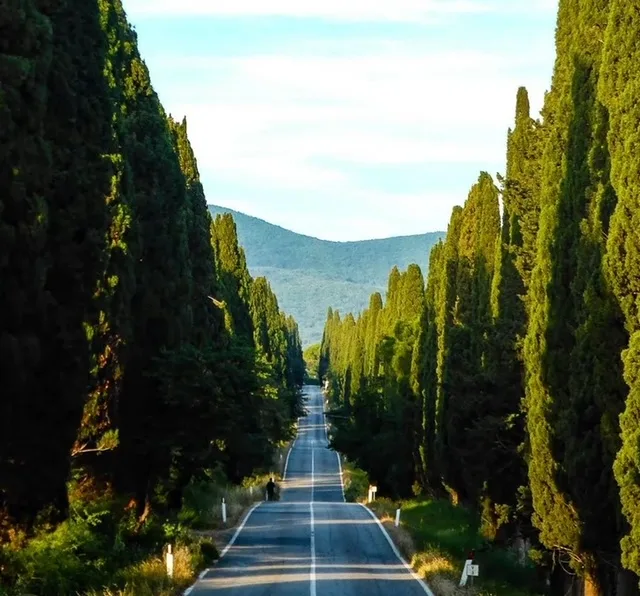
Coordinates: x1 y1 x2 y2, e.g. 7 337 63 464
188 385 432 595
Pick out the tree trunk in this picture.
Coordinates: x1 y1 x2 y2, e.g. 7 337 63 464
584 569 603 596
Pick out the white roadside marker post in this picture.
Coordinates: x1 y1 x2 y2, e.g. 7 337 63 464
166 544 174 578
459 559 479 587
222 498 227 524
395 508 401 527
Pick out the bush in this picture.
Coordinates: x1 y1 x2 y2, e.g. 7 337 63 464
342 460 370 502
0 510 117 595
1 469 261 595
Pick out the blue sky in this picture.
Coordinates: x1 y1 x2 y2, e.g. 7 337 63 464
125 0 558 241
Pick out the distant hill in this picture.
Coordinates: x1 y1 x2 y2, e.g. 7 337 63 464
208 204 445 346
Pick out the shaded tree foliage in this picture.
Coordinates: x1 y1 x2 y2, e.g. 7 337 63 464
0 0 304 534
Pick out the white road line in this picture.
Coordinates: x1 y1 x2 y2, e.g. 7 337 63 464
283 435 297 480
220 501 262 558
336 451 346 502
358 504 435 596
183 502 262 595
311 447 315 502
310 501 317 596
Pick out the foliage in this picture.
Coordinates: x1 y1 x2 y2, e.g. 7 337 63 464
0 490 216 596
0 2 304 590
320 1 640 590
303 343 321 383
341 460 370 503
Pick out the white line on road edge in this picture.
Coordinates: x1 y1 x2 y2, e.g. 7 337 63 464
283 435 297 480
310 501 317 596
183 502 263 595
182 566 211 595
336 451 346 502
358 504 435 596
220 501 262 558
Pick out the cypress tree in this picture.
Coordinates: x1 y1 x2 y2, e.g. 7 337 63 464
434 206 463 502
417 241 444 493
0 0 116 525
600 0 640 580
0 0 54 525
211 213 254 342
96 0 193 516
441 173 500 504
168 116 224 347
484 87 543 540
524 0 627 589
364 293 383 378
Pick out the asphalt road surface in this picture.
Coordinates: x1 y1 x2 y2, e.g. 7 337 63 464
188 385 432 595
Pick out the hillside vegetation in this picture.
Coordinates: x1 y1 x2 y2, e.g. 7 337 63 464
320 1 640 594
208 205 444 346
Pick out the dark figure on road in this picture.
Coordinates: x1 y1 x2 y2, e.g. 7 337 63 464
266 477 276 501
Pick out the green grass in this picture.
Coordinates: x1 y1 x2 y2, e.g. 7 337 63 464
368 498 544 596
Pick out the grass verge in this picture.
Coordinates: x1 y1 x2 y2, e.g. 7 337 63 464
366 498 544 596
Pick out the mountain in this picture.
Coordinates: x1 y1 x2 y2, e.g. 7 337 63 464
208 204 445 346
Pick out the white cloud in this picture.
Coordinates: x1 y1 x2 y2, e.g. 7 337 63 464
160 48 548 197
131 3 557 239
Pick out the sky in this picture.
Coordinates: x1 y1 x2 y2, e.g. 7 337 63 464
124 0 559 241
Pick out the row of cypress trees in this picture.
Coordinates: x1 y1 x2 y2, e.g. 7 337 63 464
319 0 640 593
0 0 304 534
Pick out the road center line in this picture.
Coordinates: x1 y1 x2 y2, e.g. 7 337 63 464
311 445 315 502
310 501 316 596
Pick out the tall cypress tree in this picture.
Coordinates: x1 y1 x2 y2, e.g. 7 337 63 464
0 0 54 525
440 173 500 505
485 87 543 539
168 116 224 347
0 0 116 525
416 241 444 494
434 206 463 501
600 0 640 581
211 214 254 342
96 0 193 516
524 0 627 590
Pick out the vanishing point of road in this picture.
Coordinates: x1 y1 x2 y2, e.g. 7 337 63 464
187 385 433 595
